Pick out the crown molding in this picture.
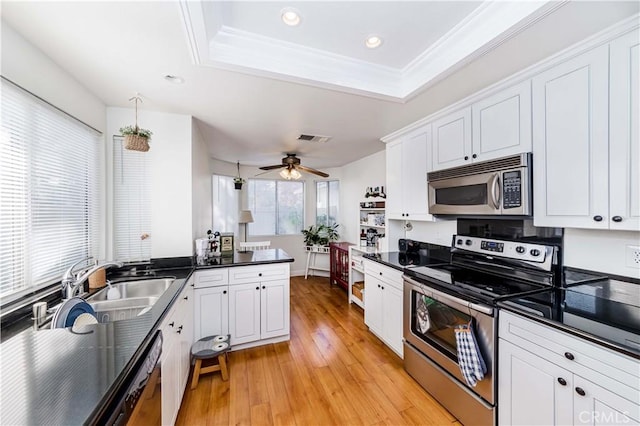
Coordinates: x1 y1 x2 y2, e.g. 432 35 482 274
180 0 568 101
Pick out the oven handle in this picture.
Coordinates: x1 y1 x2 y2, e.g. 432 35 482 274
404 276 494 316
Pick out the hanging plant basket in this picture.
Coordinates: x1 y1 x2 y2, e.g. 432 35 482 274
234 161 245 190
124 133 150 152
120 95 152 152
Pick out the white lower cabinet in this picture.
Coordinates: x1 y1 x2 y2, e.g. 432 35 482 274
161 280 194 426
194 263 291 350
363 260 403 358
498 311 640 426
229 278 290 346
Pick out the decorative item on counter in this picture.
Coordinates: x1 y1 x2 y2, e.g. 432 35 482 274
364 186 386 198
220 233 234 256
119 94 152 152
302 223 340 247
234 162 245 190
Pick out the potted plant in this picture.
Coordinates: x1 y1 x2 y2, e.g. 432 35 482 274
302 223 339 247
234 161 245 190
120 125 152 152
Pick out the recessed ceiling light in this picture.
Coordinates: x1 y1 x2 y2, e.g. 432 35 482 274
164 75 185 84
365 35 383 49
281 8 301 26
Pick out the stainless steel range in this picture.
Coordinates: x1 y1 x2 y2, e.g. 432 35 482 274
403 234 560 426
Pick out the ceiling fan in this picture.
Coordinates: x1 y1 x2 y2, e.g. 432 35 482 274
258 154 329 179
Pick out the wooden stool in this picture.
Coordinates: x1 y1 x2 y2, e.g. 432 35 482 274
190 335 231 390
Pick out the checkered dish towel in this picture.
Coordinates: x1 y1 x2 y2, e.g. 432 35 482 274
454 321 487 387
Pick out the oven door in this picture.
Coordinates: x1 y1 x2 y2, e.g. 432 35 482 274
403 275 495 404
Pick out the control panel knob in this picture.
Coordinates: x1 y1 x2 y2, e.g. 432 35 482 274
457 239 463 245
465 239 472 246
530 249 541 257
515 246 525 254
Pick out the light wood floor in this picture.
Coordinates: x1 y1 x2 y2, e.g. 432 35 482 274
176 275 460 426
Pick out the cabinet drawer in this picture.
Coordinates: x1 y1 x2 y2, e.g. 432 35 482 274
229 263 290 285
500 310 640 402
194 268 229 288
363 260 403 290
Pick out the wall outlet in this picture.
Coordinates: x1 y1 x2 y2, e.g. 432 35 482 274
626 245 640 268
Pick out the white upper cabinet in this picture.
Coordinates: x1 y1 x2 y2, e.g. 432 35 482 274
432 107 472 170
533 30 639 231
386 125 432 221
610 29 640 231
431 81 532 171
472 80 532 160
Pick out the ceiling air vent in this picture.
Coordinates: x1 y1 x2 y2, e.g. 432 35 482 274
297 134 331 143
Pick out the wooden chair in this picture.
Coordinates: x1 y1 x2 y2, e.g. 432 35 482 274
238 241 271 251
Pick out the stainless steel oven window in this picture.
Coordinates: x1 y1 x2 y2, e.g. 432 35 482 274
411 289 471 361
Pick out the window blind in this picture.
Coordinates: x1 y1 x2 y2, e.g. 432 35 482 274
113 136 151 261
0 79 101 303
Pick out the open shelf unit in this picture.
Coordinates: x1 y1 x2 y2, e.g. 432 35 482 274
348 245 377 308
359 198 386 250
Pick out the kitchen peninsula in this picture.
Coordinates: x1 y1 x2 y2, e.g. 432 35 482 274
0 249 293 425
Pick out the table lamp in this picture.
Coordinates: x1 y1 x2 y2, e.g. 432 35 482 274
238 210 254 251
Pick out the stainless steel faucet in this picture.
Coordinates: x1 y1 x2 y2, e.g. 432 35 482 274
61 257 124 299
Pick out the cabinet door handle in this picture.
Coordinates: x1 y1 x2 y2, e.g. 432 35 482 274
258 273 262 277
472 154 477 159
612 216 623 222
223 290 227 294
557 377 567 386
377 284 381 288
183 296 188 300
190 283 194 287
169 322 174 327
262 285 265 289
256 286 260 290
564 352 575 361
379 272 382 276
593 215 603 222
381 286 384 290
464 156 469 161
575 387 586 396
177 325 183 334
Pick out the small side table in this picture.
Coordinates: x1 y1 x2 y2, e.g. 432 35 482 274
304 245 330 279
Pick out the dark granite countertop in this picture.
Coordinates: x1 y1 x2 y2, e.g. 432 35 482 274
0 251 294 425
194 248 294 268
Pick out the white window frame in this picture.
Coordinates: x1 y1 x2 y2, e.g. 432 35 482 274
247 178 305 237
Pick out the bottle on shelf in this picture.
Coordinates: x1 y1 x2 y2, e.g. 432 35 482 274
360 229 367 247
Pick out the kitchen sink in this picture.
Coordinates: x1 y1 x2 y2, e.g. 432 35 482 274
86 277 175 323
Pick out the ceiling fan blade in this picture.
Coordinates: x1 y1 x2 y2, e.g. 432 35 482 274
259 164 287 171
297 165 329 178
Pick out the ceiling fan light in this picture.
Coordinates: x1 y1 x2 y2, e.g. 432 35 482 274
290 168 301 179
280 168 291 180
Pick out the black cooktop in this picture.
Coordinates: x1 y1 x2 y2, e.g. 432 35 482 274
500 279 640 359
406 265 552 306
365 250 450 271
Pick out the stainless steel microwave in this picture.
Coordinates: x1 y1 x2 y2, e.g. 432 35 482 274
427 153 532 216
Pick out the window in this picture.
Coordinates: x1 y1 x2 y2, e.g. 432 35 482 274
247 179 304 236
0 78 101 303
113 136 151 261
316 180 339 226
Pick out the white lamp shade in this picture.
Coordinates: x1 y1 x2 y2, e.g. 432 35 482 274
238 210 254 224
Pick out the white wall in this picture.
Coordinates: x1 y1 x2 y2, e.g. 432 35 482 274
191 121 212 242
339 150 386 246
564 229 640 279
106 108 194 258
1 22 106 132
